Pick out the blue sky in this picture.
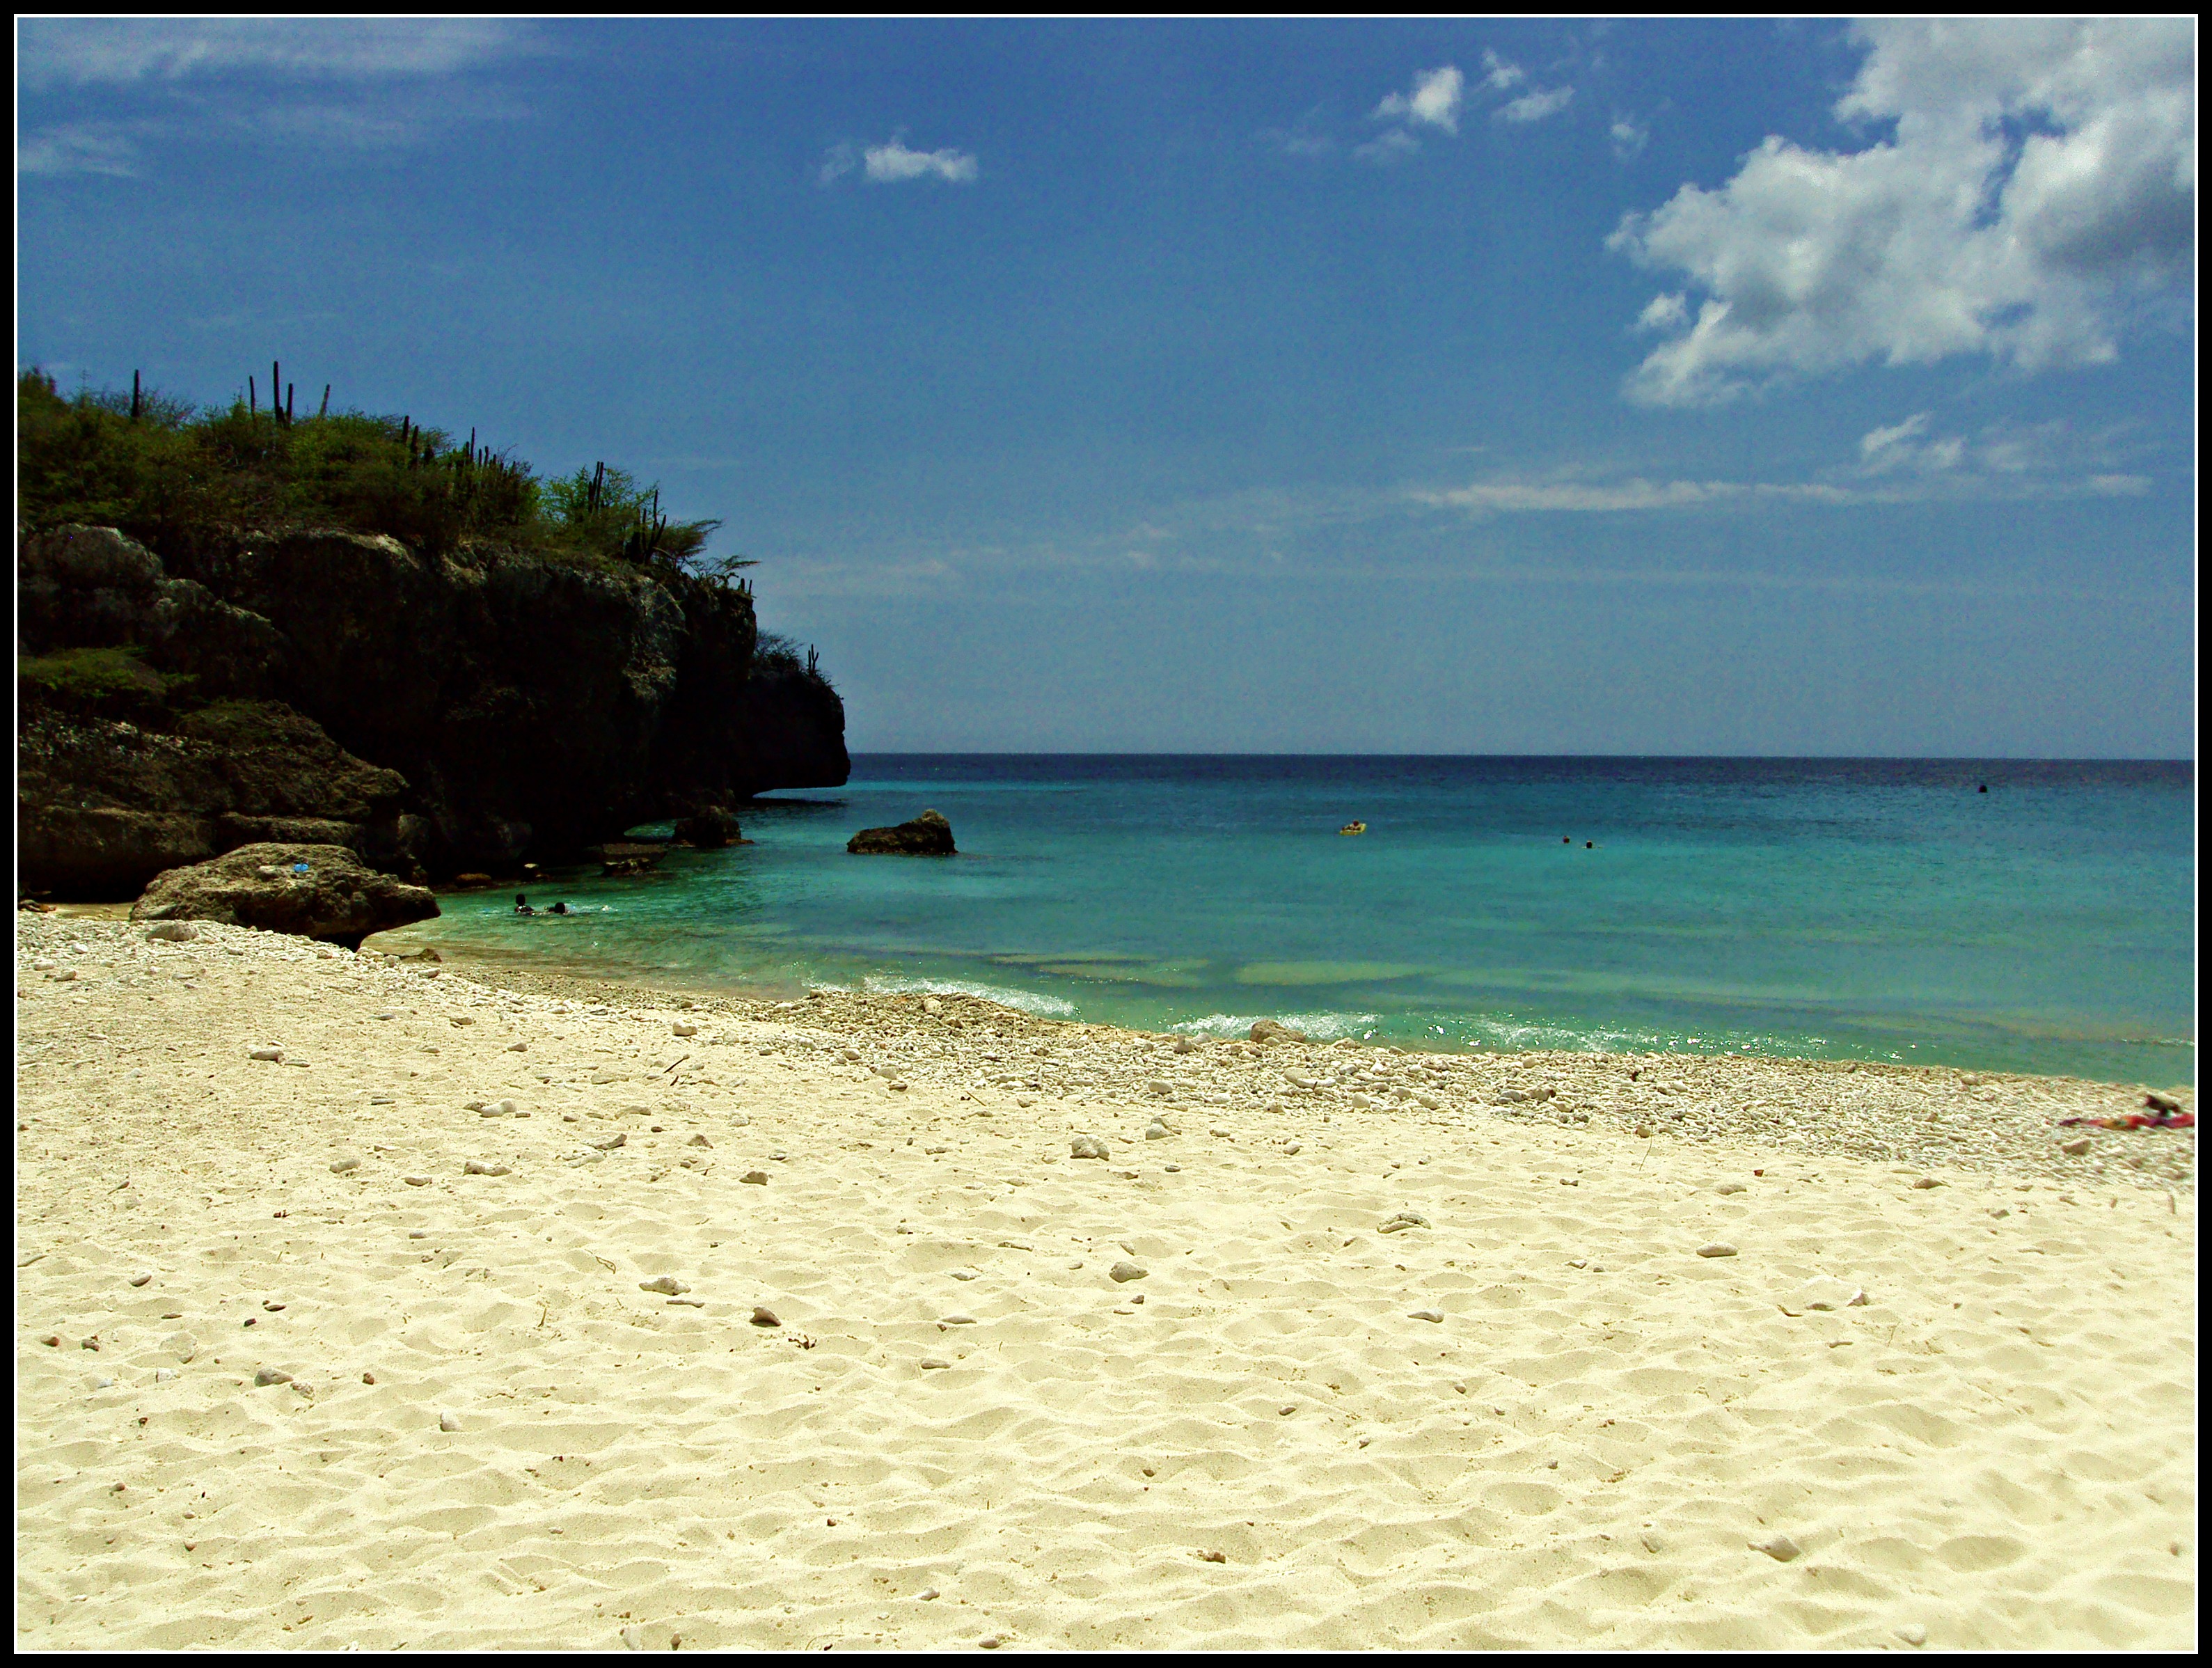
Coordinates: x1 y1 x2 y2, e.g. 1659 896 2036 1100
17 18 2196 756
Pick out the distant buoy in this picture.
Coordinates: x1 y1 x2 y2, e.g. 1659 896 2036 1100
1585 841 1595 849
1978 783 1988 793
1562 836 1571 844
1338 821 1366 836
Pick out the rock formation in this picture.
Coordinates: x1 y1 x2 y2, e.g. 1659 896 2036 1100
17 524 848 895
847 809 956 855
129 842 439 948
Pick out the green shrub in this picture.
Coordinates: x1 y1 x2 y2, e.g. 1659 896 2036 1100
17 644 196 719
16 368 726 576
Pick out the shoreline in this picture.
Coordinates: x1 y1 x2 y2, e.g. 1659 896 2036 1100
17 912 2198 1649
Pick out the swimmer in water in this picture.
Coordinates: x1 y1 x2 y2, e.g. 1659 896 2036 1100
548 901 570 915
514 893 535 916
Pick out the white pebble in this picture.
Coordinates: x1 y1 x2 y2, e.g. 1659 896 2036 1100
249 1047 284 1063
439 1410 461 1433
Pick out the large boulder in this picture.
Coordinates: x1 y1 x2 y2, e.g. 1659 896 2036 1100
130 842 439 948
847 809 956 856
672 806 743 848
17 701 415 898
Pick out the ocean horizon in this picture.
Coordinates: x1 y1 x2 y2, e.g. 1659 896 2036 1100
397 753 2196 1087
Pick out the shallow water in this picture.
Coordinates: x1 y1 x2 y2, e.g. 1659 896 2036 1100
413 755 2195 1085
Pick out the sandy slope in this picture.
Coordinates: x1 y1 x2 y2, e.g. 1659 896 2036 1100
14 915 2198 1651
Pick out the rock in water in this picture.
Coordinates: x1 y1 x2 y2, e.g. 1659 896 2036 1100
130 842 437 948
846 810 956 856
1249 1018 1307 1046
672 807 743 848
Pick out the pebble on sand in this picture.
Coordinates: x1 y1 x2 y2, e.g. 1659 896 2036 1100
1754 1534 1803 1561
129 1271 154 1287
1780 1275 1867 1315
1071 1136 1109 1159
1109 1260 1148 1283
1379 1212 1430 1234
253 1367 293 1386
1696 1243 1739 1258
329 1156 361 1174
464 1160 512 1176
918 1361 951 1372
439 1410 461 1432
1895 1623 1927 1646
248 1047 284 1062
639 1275 691 1296
1409 1309 1444 1323
1145 1120 1172 1140
940 1314 978 1325
751 1307 781 1327
1912 1177 1944 1189
402 1175 433 1187
741 1170 769 1185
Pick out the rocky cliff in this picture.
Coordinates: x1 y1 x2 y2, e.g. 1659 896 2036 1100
17 524 847 896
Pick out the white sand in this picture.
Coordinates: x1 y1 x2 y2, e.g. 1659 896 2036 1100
15 915 2198 1650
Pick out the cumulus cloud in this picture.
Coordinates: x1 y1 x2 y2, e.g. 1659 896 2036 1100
1373 65 1466 134
17 17 525 86
1609 114 1649 159
1498 86 1573 125
1610 18 2197 406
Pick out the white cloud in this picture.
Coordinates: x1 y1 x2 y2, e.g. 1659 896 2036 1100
1479 49 1525 94
17 122 144 178
1423 412 2153 512
1610 114 1649 160
1857 412 1965 474
1373 65 1466 134
862 139 979 185
1423 478 1849 513
1611 18 2196 406
17 18 526 86
1636 293 1689 333
1498 86 1573 125
1354 128 1422 164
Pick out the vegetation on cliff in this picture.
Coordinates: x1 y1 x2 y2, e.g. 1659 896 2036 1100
17 366 752 588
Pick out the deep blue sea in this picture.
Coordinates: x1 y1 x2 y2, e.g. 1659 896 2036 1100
412 757 2196 1087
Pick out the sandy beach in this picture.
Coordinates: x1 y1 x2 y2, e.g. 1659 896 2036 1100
15 912 2197 1651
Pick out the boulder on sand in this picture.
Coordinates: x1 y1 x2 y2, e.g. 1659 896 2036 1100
847 809 956 856
129 842 439 949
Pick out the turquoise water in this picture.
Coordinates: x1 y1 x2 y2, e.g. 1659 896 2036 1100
408 756 2195 1085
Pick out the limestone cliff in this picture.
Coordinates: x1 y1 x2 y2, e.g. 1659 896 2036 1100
17 524 847 895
